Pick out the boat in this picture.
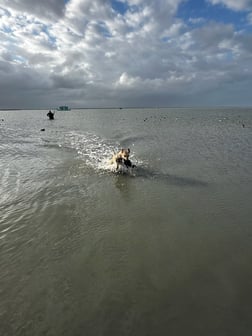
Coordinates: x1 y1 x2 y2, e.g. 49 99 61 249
57 105 71 111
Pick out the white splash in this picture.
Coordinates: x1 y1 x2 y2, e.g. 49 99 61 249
60 131 142 173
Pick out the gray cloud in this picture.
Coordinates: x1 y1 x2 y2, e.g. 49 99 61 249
0 0 66 21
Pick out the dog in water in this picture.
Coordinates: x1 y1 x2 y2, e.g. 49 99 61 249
110 148 136 171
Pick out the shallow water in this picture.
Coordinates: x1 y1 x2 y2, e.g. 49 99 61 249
0 108 252 335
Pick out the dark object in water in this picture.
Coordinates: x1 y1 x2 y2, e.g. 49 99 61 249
40 128 45 131
124 159 136 168
47 110 54 120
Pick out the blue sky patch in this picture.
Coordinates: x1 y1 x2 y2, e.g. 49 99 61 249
111 0 129 15
177 0 248 30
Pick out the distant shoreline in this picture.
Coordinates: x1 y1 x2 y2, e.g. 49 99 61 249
0 108 23 111
0 106 252 111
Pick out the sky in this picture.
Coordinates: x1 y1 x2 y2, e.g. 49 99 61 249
0 0 252 108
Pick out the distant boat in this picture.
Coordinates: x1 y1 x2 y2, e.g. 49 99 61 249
57 105 71 111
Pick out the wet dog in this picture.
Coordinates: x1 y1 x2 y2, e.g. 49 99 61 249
109 148 135 171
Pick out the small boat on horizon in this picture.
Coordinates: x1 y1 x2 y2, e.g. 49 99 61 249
57 105 71 111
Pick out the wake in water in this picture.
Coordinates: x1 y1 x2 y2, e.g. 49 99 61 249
60 131 143 174
59 131 208 184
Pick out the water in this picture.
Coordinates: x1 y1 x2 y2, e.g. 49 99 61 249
0 108 251 336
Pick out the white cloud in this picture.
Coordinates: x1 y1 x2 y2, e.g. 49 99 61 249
188 17 206 25
0 0 252 108
161 21 185 38
247 12 252 23
116 72 139 87
208 0 252 11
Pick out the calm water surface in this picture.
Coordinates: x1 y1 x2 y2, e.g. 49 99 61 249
0 108 252 336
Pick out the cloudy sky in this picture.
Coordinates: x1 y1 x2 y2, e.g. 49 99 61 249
1 0 252 108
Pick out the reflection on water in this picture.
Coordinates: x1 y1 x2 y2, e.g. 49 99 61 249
134 166 208 187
